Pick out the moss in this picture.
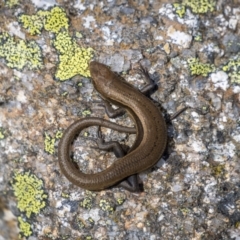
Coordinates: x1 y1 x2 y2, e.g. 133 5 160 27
53 31 93 81
187 57 215 77
12 171 47 218
18 217 32 237
222 58 240 84
0 32 43 70
174 0 216 17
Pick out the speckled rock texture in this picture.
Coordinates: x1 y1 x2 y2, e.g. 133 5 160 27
0 0 240 239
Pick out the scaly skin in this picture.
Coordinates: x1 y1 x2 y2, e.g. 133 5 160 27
58 61 167 191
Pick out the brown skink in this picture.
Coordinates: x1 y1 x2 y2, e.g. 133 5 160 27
58 61 167 191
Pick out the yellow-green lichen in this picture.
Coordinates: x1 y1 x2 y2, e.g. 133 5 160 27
173 3 186 18
5 0 19 8
61 192 70 198
116 197 125 205
174 0 216 17
222 58 240 84
99 199 114 213
41 6 69 33
184 0 216 14
235 221 240 228
12 172 47 218
14 75 20 81
19 6 92 80
44 131 63 154
211 164 226 177
44 133 56 154
80 196 93 210
194 33 203 42
0 128 5 139
53 31 93 81
19 14 45 35
19 6 68 35
61 91 69 96
88 217 95 226
18 217 32 237
76 32 83 39
55 130 63 139
187 57 215 77
84 131 89 137
19 6 93 80
76 217 85 229
179 207 190 216
82 109 92 117
0 32 43 70
61 235 70 240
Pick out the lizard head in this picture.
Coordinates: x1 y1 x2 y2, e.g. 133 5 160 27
89 61 116 94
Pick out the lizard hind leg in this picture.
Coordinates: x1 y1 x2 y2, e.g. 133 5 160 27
91 126 143 192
